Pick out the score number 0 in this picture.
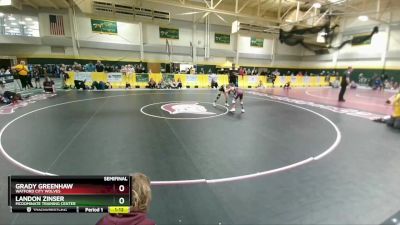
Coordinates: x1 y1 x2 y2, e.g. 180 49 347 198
118 185 126 205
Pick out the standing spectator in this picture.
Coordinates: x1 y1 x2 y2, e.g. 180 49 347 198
33 66 42 89
95 60 104 72
96 173 155 225
12 60 29 90
338 66 352 102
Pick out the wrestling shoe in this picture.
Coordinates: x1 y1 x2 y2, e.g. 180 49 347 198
241 109 245 113
229 108 236 112
225 103 229 107
232 99 236 104
213 102 216 107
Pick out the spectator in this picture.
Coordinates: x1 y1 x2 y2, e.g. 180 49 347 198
0 81 22 104
374 91 400 129
91 81 110 90
12 60 29 90
338 66 352 102
11 68 22 91
147 78 156 89
176 78 182 89
85 62 96 72
43 76 56 93
74 80 87 90
95 60 105 72
210 74 218 89
96 173 155 225
350 81 357 89
33 66 42 89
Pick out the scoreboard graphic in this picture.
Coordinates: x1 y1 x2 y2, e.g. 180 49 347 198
8 176 131 213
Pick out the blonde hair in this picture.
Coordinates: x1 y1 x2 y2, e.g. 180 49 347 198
131 173 152 212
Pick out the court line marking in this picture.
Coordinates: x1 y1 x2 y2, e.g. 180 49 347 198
0 92 341 185
140 101 228 120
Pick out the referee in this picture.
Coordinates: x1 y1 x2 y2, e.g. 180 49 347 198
338 66 352 102
12 60 29 90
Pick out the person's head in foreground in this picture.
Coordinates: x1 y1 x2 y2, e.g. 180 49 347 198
96 173 155 225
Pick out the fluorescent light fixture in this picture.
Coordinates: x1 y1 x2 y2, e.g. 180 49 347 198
25 17 32 21
8 16 15 20
11 22 17 25
19 21 25 25
358 15 368 21
0 12 4 17
313 3 322 8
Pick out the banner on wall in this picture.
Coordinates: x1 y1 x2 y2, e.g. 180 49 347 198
280 76 286 83
165 74 175 81
107 73 123 82
136 73 149 82
91 19 118 34
186 75 198 83
160 27 179 39
291 75 297 83
304 76 310 84
248 76 258 84
75 72 92 82
215 33 230 44
250 37 263 47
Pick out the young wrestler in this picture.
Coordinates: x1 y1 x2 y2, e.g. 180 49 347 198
226 85 245 113
213 84 229 107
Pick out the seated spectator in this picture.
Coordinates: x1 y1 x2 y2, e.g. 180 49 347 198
331 79 340 88
283 81 291 89
1 86 22 104
91 81 109 90
43 76 56 93
96 173 155 225
374 91 400 129
147 78 156 89
158 79 166 89
256 80 264 88
169 79 178 89
350 81 357 89
176 78 182 89
74 79 87 90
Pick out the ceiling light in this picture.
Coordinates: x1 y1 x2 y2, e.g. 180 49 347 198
19 21 26 25
11 22 17 25
313 3 321 8
0 12 4 17
358 15 368 21
25 17 32 21
8 16 15 20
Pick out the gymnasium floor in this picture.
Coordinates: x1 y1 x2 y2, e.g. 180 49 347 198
0 87 399 224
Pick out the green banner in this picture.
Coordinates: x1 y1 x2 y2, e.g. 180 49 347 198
250 37 264 47
136 73 149 83
160 27 179 39
215 33 230 44
91 19 117 34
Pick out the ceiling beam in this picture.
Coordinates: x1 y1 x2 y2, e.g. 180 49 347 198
60 0 70 8
238 0 251 13
24 0 38 9
145 0 280 23
44 0 59 9
213 0 223 9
